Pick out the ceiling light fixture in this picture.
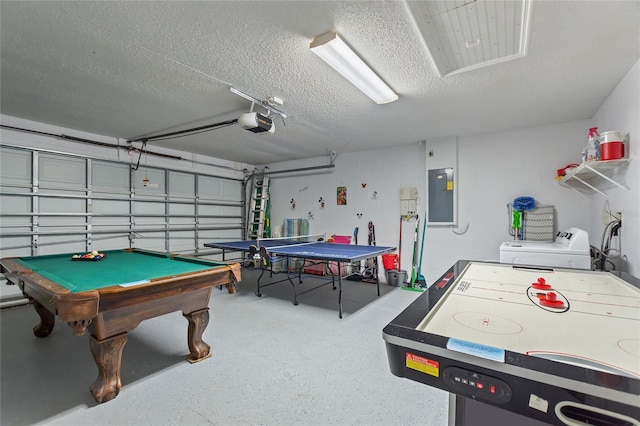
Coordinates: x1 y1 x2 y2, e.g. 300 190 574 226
310 31 398 104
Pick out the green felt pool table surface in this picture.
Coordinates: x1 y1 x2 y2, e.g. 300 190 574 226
0 248 241 403
14 249 229 292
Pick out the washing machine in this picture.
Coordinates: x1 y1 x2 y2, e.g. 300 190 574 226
500 227 591 270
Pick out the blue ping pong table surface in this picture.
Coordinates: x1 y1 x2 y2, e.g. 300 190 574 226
205 240 395 263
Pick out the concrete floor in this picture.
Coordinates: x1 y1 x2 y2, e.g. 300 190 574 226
0 269 448 425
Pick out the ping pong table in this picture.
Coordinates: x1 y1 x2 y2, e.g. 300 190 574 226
204 239 396 318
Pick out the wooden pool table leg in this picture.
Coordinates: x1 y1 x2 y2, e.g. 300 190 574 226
89 332 128 403
184 308 211 363
30 299 55 337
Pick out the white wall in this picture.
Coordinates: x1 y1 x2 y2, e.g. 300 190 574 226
440 120 594 274
268 144 426 260
591 58 639 276
267 62 640 283
268 119 599 284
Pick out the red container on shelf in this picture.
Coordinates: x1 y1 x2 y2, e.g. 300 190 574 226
600 131 625 160
557 164 579 177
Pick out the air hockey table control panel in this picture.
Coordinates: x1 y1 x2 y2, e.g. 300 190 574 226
383 261 640 426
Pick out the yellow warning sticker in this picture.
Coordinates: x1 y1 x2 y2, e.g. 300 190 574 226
406 353 439 377
446 181 453 191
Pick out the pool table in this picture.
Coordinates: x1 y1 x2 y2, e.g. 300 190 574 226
0 248 241 403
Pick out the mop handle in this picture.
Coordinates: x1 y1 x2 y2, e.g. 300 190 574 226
398 216 403 271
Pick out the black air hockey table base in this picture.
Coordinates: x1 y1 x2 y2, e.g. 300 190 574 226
383 261 640 426
452 395 547 426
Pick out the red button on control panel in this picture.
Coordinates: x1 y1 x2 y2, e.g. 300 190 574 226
443 366 512 404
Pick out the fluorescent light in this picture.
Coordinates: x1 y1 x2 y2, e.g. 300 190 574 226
310 32 398 104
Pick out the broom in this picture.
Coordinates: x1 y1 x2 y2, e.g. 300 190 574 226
403 216 424 292
415 215 427 286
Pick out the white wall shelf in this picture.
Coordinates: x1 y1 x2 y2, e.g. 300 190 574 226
558 159 632 197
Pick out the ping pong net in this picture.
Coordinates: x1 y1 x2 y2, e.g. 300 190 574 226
250 234 325 268
252 233 325 249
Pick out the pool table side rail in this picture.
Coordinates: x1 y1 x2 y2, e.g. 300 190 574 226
172 255 242 283
96 263 241 309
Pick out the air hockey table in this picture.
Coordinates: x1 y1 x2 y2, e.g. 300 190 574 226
383 260 640 426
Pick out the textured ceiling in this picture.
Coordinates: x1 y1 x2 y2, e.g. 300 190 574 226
1 1 639 166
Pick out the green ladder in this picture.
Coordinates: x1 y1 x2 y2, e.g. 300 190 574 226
247 175 270 240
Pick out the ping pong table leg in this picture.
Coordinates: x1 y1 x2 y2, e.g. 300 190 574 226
338 262 343 319
217 249 228 292
285 257 299 306
256 266 265 297
330 261 337 290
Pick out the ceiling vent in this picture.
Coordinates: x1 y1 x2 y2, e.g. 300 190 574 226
407 0 533 76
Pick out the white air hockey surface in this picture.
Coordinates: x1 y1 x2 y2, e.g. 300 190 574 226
417 262 640 379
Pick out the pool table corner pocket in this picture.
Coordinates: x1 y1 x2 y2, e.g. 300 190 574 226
54 290 100 336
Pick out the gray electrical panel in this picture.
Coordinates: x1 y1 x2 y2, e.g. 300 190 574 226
428 168 454 223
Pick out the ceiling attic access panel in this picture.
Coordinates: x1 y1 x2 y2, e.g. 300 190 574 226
407 0 533 76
